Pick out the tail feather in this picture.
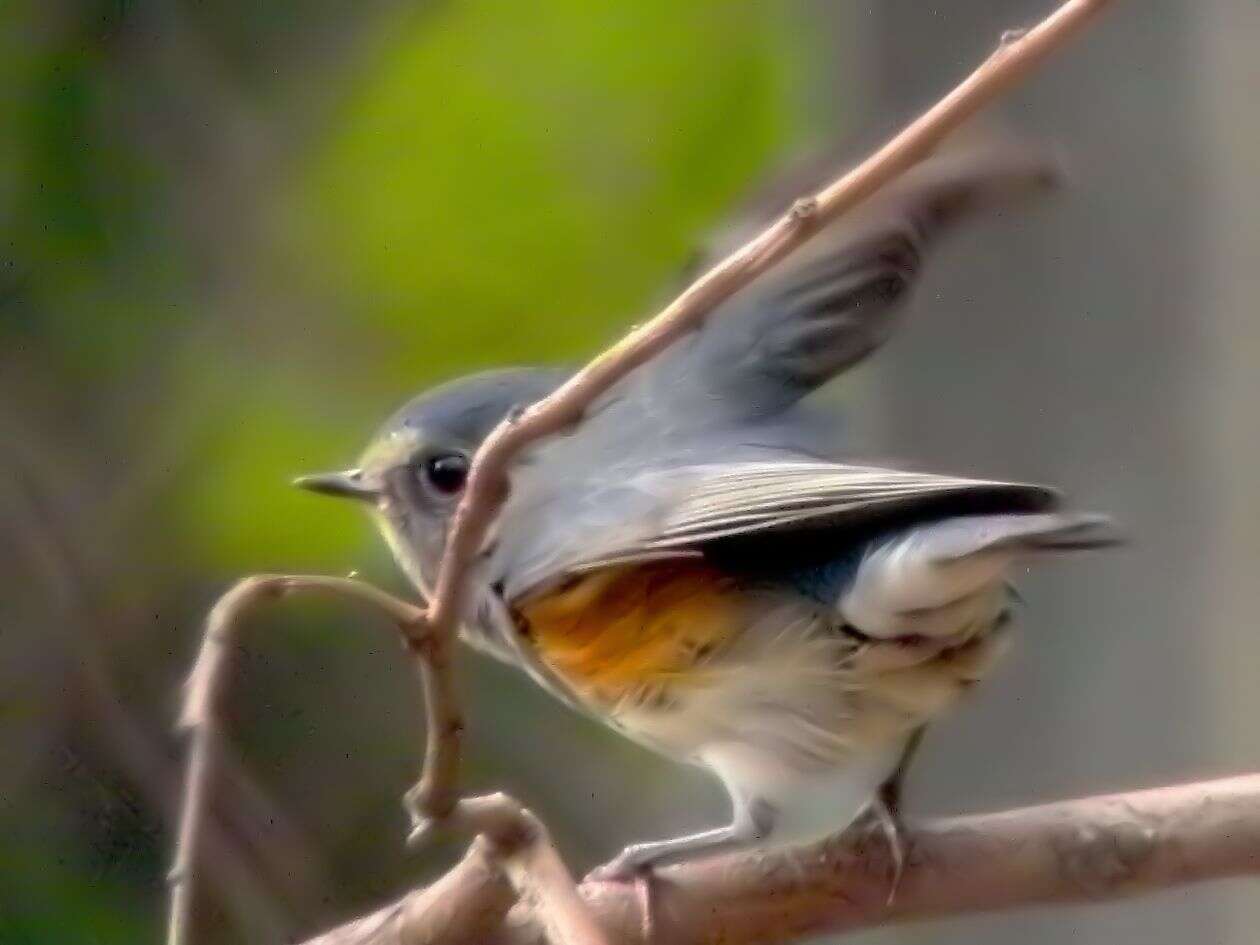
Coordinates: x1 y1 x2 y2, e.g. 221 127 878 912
929 512 1121 560
839 512 1117 640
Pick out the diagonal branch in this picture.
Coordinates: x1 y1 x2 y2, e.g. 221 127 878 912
299 774 1260 945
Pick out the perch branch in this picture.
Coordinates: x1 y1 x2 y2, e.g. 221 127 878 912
299 774 1260 945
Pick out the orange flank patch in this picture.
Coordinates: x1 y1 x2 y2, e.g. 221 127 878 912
515 561 741 704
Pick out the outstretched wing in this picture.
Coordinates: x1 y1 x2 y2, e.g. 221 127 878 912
682 145 1059 416
519 145 1060 476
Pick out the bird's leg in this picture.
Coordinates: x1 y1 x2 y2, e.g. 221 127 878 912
862 791 906 905
877 724 926 818
586 796 776 882
863 725 927 903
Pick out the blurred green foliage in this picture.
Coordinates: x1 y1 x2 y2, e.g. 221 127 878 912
204 0 808 569
0 1 817 941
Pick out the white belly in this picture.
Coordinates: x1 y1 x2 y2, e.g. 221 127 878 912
607 607 909 844
699 739 904 846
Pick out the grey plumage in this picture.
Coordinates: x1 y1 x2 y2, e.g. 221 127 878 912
379 367 572 449
687 146 1059 415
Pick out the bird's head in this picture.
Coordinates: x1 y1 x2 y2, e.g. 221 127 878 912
296 367 568 595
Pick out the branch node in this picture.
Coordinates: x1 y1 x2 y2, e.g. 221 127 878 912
789 195 820 224
401 618 437 654
404 782 451 827
406 816 436 849
1000 26 1030 47
1055 814 1159 897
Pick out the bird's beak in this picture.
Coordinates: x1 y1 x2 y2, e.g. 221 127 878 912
293 468 380 502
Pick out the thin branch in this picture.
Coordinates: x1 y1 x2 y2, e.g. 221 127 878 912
299 839 518 945
166 575 427 945
493 805 613 945
167 577 609 945
301 795 612 945
299 774 1260 945
1 454 304 937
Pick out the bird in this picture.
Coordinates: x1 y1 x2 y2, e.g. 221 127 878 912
296 145 1117 881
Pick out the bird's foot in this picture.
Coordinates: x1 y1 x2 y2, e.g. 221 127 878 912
859 794 907 905
585 843 659 884
585 850 660 944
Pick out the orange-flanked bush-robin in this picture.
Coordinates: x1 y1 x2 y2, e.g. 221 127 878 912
298 147 1117 879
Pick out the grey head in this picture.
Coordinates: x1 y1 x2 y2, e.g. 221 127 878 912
296 367 569 595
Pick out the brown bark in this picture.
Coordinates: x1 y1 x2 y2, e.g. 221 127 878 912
304 775 1260 945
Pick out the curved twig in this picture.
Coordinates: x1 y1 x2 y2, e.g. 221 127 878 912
167 576 610 945
167 575 427 945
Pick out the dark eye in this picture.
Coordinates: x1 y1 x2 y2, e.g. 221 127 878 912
423 453 469 495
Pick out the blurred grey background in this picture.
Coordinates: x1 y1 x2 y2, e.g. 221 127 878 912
1 1 1257 943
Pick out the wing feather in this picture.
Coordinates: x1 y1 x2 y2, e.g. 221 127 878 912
560 461 1058 575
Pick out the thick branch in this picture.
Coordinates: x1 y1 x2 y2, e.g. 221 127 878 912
301 774 1260 945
